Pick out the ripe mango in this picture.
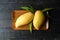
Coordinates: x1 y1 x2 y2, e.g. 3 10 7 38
33 10 45 30
15 12 34 28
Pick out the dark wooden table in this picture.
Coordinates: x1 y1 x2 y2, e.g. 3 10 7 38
0 0 60 40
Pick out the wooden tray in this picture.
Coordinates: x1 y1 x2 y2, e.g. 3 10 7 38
12 10 48 30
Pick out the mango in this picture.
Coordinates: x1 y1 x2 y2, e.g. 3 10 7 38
15 12 34 28
33 10 45 30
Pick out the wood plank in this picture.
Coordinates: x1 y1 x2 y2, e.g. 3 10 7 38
12 10 48 30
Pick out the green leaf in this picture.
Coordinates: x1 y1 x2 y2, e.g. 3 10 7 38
42 8 54 18
20 6 35 13
42 8 54 12
20 6 30 10
29 22 33 33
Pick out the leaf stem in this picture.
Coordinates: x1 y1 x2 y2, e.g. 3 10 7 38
29 22 33 33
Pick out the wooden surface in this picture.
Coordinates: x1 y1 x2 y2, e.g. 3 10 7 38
12 10 48 30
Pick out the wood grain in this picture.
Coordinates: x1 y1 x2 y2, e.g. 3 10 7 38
12 10 48 30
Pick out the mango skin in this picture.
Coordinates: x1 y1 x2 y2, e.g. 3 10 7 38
33 10 45 30
15 12 34 28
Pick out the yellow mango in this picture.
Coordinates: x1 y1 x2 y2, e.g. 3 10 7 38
15 12 34 28
33 10 45 30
